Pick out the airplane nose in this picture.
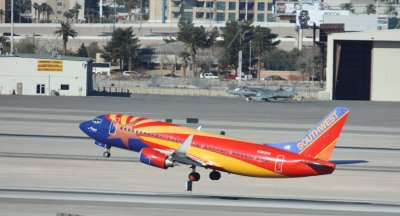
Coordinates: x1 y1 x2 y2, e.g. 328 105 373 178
79 121 90 134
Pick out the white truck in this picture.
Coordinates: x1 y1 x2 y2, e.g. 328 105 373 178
92 62 111 76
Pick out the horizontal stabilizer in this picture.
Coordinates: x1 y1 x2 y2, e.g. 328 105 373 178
330 160 369 165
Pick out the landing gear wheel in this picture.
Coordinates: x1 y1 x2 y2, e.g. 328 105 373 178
189 172 200 182
209 170 221 180
103 151 111 158
246 98 252 102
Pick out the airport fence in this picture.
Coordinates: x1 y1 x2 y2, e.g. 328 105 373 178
93 86 320 100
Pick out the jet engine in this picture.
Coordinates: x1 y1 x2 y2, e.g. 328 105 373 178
139 148 174 169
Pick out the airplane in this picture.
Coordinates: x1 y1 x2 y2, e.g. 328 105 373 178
79 107 349 189
226 86 296 102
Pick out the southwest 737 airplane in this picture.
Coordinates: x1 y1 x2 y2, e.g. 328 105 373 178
80 107 349 187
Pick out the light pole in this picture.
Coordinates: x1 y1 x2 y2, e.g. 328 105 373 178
237 29 250 86
11 0 14 54
245 0 248 21
249 40 252 71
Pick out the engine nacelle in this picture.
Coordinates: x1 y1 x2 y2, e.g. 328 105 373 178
139 148 174 169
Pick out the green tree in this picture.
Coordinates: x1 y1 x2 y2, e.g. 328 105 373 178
263 49 300 71
77 43 88 57
116 0 139 21
296 47 321 81
0 36 11 54
218 21 253 75
0 9 4 23
177 20 218 77
87 42 102 58
252 26 279 79
15 37 36 53
365 4 376 15
178 51 190 77
72 2 82 23
340 3 355 14
103 27 140 70
54 21 78 55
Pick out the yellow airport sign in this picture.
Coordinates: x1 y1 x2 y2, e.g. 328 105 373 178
37 60 63 72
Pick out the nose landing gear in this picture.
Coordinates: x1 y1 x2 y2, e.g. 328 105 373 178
103 147 111 158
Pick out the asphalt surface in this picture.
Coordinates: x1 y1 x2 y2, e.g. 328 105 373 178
0 95 399 216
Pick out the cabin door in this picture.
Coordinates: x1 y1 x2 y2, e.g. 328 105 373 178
109 116 120 135
275 155 285 173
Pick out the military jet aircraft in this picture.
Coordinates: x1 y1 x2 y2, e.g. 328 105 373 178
226 86 296 102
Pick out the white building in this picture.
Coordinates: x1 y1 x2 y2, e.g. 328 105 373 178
323 29 400 101
0 54 93 96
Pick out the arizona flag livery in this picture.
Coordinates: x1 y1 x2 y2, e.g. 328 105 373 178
80 107 350 183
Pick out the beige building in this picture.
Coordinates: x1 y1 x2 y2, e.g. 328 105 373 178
31 0 85 23
323 29 400 101
149 0 274 23
0 0 5 23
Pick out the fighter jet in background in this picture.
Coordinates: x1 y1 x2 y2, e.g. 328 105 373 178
226 86 296 102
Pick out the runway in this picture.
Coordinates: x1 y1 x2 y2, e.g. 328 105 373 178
0 95 399 216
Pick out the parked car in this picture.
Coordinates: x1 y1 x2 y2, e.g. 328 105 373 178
223 74 237 80
200 72 218 79
164 73 180 78
3 32 20 36
98 32 112 37
263 75 287 81
123 71 137 76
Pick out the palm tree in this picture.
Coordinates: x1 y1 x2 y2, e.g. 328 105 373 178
33 3 39 22
72 2 82 23
37 4 43 21
177 20 218 77
365 4 376 15
54 21 78 54
40 3 54 22
63 10 74 22
116 0 139 21
178 51 190 77
0 9 4 23
45 4 54 21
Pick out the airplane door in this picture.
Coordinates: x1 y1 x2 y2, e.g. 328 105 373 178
275 155 285 173
109 116 120 135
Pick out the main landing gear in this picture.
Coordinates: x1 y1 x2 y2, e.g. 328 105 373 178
185 166 222 192
103 147 111 158
209 170 221 180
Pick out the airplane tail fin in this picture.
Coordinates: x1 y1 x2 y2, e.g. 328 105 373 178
267 107 350 161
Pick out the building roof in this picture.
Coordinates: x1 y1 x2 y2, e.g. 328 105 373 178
329 29 400 41
148 41 186 54
0 53 92 62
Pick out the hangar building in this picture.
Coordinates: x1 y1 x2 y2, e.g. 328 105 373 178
0 54 93 96
323 30 400 101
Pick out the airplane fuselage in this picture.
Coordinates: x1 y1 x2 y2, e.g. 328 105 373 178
80 114 335 178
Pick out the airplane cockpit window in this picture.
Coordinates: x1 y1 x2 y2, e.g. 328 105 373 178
234 88 240 91
92 118 102 124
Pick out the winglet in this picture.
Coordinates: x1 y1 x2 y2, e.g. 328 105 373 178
176 135 194 155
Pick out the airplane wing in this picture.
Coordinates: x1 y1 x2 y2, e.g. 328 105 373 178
169 135 210 167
